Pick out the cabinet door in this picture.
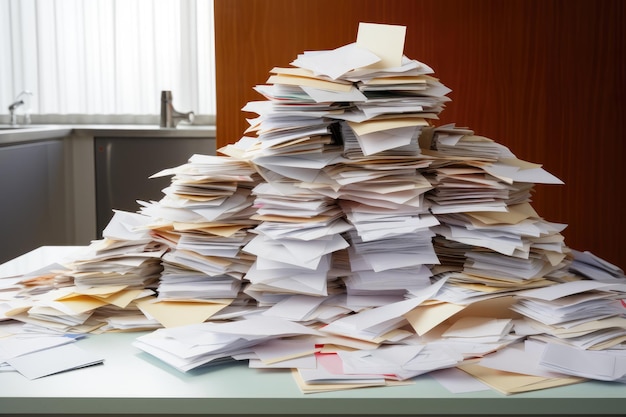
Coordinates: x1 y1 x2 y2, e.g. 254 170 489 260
0 140 68 264
94 136 215 236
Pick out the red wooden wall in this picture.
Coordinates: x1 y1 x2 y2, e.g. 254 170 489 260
214 0 626 269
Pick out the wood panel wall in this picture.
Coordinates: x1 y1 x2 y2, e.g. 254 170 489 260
214 0 626 269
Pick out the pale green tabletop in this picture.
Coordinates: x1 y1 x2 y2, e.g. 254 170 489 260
1 331 626 415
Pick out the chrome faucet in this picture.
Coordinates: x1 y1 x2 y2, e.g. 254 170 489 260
8 100 24 125
160 90 194 128
8 91 33 125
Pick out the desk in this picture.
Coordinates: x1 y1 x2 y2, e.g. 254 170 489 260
2 248 626 416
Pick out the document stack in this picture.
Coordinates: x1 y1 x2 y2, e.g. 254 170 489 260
3 211 166 334
142 154 260 308
3 22 626 392
509 250 626 354
220 25 451 314
68 218 166 291
420 123 571 304
119 153 266 327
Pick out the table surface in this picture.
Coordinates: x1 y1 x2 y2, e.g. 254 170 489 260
2 247 626 415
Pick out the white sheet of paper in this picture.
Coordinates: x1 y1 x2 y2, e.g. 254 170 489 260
251 338 317 365
571 249 624 275
0 335 75 362
262 294 327 321
301 85 368 103
248 355 316 369
102 210 154 240
483 161 563 185
291 43 381 80
243 235 342 269
298 354 387 384
7 342 104 380
518 280 624 301
429 367 492 393
539 342 626 381
337 344 424 375
355 126 418 156
479 342 573 378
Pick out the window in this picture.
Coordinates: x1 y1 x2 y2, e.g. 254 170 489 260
0 0 215 123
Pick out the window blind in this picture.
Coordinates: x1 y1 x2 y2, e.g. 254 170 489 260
0 0 215 120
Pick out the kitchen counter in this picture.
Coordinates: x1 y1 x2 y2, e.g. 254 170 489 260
0 123 217 263
72 123 216 137
0 125 72 146
0 123 216 146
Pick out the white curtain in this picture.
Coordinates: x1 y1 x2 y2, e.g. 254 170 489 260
0 0 215 118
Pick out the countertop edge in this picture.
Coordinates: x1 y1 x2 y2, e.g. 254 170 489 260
0 124 217 145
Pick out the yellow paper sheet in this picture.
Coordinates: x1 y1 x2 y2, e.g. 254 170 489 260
467 202 539 225
348 118 429 136
458 362 584 395
362 76 427 85
92 289 144 309
267 74 352 92
56 295 109 314
57 285 128 299
269 67 352 85
173 222 248 237
404 302 466 336
136 299 230 328
356 22 406 68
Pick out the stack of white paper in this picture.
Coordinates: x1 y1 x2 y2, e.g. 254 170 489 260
289 32 448 307
132 315 321 372
143 154 261 304
63 211 167 290
416 124 572 307
241 185 351 300
512 280 626 349
429 316 522 358
569 249 626 283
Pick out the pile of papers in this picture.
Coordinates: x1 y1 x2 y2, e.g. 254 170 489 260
2 22 626 393
1 217 164 334
140 154 263 324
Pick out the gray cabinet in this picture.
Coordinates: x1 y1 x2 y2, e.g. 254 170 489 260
0 139 69 263
94 136 215 237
